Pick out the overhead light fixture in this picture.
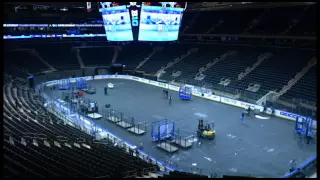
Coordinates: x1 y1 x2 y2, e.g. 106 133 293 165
60 7 68 11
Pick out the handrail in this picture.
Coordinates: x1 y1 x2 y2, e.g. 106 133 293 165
280 156 317 178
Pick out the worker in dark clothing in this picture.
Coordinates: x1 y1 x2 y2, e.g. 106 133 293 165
104 87 108 95
169 95 172 105
240 112 245 123
289 159 296 172
306 136 312 144
247 106 251 116
306 130 312 144
271 106 275 116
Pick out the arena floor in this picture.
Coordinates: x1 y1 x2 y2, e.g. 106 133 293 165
46 79 316 177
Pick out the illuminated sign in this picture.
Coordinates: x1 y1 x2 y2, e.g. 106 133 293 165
127 2 140 27
131 10 139 27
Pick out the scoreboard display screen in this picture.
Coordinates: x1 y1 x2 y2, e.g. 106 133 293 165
3 3 186 41
100 5 134 41
138 5 184 41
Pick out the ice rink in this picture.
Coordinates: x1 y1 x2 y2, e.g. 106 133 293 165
47 79 316 177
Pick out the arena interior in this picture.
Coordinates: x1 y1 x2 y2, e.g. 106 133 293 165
3 2 317 178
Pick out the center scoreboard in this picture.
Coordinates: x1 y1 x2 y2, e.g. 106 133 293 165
99 2 186 41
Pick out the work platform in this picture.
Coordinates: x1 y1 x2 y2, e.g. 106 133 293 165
87 113 102 119
116 121 133 128
156 142 179 153
172 139 193 148
109 116 121 123
127 127 146 135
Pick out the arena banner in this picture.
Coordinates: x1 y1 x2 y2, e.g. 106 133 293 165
158 82 168 89
221 97 263 112
94 75 111 80
131 76 141 81
275 111 300 121
239 101 264 112
82 76 94 81
203 94 221 102
169 84 180 91
185 84 195 93
45 80 57 86
94 74 130 80
220 97 241 107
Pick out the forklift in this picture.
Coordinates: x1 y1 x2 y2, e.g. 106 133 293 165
197 119 216 140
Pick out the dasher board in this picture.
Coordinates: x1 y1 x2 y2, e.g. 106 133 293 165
156 142 178 153
116 121 133 128
127 127 145 135
172 139 193 148
109 116 121 123
87 113 102 119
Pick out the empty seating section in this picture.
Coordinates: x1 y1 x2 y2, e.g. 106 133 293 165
173 46 228 83
236 49 313 96
211 9 261 34
160 47 200 81
3 60 29 78
80 47 115 66
287 5 317 36
117 43 153 69
3 80 157 178
247 7 304 35
281 65 316 102
183 6 316 36
4 50 47 74
185 11 223 34
179 11 197 32
139 44 189 73
198 47 260 87
31 43 79 70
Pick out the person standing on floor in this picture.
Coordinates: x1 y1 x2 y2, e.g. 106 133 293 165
169 95 172 105
104 86 108 95
240 112 245 123
289 159 297 172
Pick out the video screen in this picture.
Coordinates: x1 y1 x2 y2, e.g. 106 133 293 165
138 5 184 41
100 6 133 41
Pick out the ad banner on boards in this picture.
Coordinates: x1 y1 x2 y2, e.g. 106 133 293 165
203 94 220 102
221 97 263 112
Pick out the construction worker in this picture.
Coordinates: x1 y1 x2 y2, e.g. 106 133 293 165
240 112 245 123
104 86 108 95
289 159 297 172
247 106 251 116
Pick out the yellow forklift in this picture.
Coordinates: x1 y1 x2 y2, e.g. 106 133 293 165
197 119 216 140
